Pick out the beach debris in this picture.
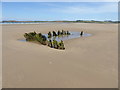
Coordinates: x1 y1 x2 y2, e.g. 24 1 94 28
24 30 69 50
53 40 58 49
24 31 37 41
48 39 53 48
58 40 65 50
67 31 71 35
53 31 57 36
80 31 84 36
35 33 47 45
48 31 52 38
57 30 61 36
62 30 67 35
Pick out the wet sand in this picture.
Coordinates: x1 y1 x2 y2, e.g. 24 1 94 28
2 23 118 88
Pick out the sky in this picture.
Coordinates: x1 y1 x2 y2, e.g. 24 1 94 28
2 2 118 21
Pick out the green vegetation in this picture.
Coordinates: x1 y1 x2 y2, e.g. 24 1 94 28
58 40 65 50
24 31 36 41
24 30 70 50
53 40 58 49
24 31 47 45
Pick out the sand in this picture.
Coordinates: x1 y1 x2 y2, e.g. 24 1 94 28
2 23 118 88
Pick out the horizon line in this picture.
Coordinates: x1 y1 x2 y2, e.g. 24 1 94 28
1 20 118 21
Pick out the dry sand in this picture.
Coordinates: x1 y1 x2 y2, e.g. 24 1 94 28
2 23 118 88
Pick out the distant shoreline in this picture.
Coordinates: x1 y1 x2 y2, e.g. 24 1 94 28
1 22 118 25
1 20 119 24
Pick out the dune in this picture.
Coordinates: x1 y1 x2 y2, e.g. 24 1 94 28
2 23 118 88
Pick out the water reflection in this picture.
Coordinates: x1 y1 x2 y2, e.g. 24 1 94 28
19 31 92 42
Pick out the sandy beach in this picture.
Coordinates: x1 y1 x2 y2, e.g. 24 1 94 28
2 23 118 88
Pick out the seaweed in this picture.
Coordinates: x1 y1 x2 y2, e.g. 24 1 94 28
24 30 71 50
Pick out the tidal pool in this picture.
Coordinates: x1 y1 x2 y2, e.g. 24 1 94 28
19 31 92 42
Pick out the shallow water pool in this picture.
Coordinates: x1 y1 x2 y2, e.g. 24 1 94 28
19 31 92 42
